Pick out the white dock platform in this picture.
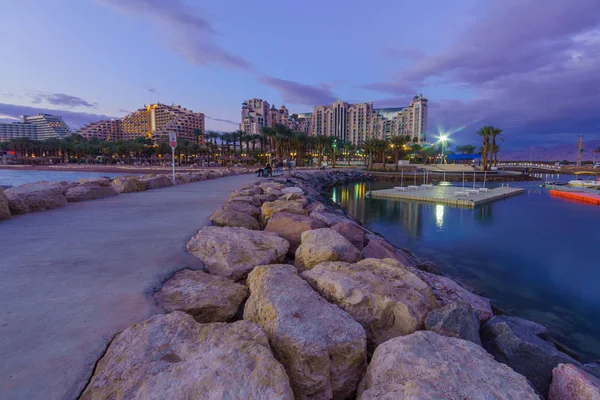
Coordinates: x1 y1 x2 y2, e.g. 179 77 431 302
368 186 524 208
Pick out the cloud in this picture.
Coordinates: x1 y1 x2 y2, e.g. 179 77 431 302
259 75 337 105
94 0 252 71
0 103 116 130
30 92 96 108
118 108 130 113
205 115 238 126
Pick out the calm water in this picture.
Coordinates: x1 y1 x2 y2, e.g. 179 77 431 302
331 174 600 361
0 170 135 187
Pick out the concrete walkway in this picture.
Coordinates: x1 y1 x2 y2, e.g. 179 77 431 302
0 174 255 400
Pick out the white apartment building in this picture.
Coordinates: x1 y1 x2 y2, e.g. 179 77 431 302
0 114 72 141
310 94 428 145
240 99 309 134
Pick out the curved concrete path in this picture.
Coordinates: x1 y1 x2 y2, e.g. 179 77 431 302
0 174 256 400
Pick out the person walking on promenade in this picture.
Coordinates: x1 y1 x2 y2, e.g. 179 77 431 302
264 163 272 177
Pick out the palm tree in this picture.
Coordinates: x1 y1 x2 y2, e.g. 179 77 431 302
361 138 379 170
193 128 203 144
489 127 503 167
455 144 477 154
219 132 232 157
476 126 494 170
390 135 410 171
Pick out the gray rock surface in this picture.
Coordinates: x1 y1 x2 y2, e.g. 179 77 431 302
361 237 418 267
138 175 172 189
264 211 327 255
309 210 351 226
302 258 438 347
261 199 307 223
295 228 362 271
186 226 289 280
244 264 367 400
331 222 366 250
481 315 579 398
65 183 119 202
425 301 482 345
154 269 248 322
81 312 293 400
358 331 540 400
0 188 11 219
230 195 262 207
220 200 261 218
549 363 600 400
5 181 67 214
210 207 260 230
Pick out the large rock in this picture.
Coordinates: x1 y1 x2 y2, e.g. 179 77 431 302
154 269 248 322
264 212 327 255
186 226 289 281
549 363 600 400
295 228 361 271
425 301 482 346
280 192 308 206
244 265 367 400
210 207 260 230
302 258 438 348
0 188 10 219
138 175 172 189
65 183 119 202
111 176 147 194
261 199 307 224
309 210 351 226
5 181 67 214
481 315 579 398
361 237 418 267
281 186 304 194
175 172 191 184
221 200 261 218
230 195 262 207
331 222 365 250
81 312 293 400
358 331 540 400
412 268 493 323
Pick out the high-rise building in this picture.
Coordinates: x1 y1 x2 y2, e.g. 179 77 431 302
0 114 72 141
310 94 428 145
240 99 308 134
77 103 205 142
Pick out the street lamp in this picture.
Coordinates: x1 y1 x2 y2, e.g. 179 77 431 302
439 134 448 165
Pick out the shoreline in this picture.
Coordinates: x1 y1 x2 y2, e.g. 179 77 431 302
0 164 254 175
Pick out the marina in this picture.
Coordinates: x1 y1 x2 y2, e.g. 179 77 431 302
367 185 524 208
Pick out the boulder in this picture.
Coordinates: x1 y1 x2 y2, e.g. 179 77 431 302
65 183 119 202
78 177 111 186
302 258 438 348
259 182 284 191
481 315 579 397
264 187 284 197
549 363 600 400
281 186 304 194
257 193 279 203
230 195 262 207
331 222 365 250
305 201 327 213
221 200 261 218
425 301 482 346
295 228 361 271
111 176 147 194
139 175 172 189
361 238 418 267
186 226 289 281
5 182 67 214
309 210 351 226
411 269 493 323
154 269 248 322
358 331 540 400
279 192 308 206
244 264 367 400
175 172 191 184
0 189 10 219
261 200 307 224
210 207 260 230
81 312 293 400
264 212 327 255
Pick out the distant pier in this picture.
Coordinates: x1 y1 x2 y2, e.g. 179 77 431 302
368 185 524 208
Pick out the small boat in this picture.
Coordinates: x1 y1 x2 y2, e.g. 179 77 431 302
544 181 569 186
568 172 600 188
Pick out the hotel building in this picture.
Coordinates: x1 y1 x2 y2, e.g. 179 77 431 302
77 103 205 142
0 114 72 141
310 94 428 145
240 99 309 134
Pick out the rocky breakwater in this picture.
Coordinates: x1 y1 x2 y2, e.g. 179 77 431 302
0 167 249 220
81 169 596 399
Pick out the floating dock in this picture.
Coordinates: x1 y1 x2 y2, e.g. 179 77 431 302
368 186 524 208
549 190 600 206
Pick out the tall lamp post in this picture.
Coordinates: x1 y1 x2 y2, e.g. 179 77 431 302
439 134 448 165
332 139 337 168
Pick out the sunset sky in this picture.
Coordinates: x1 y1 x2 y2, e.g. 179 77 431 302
1 0 599 153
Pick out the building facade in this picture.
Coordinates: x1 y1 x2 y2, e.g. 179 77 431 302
240 99 309 134
310 94 428 145
0 114 72 141
77 103 205 142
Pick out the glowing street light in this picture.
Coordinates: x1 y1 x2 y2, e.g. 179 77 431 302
439 134 448 164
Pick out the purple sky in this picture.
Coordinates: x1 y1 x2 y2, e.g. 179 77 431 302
1 0 599 155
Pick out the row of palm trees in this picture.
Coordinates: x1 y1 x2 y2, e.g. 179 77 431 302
476 126 503 170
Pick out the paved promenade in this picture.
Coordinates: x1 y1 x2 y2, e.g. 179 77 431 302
0 174 255 400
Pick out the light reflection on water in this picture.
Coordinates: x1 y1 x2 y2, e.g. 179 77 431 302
332 178 600 361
